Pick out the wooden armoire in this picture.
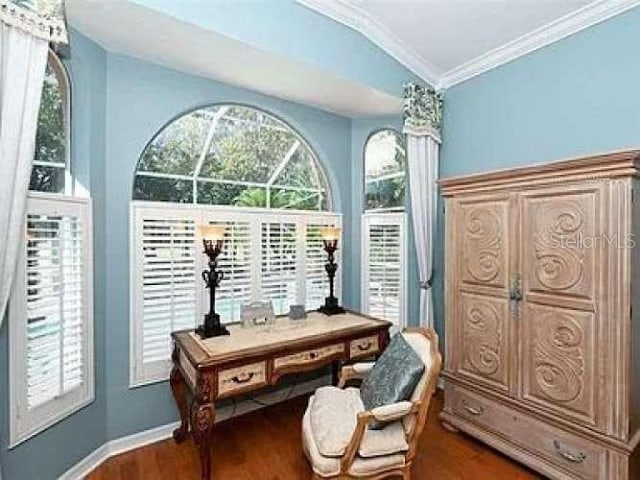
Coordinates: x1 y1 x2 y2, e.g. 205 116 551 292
439 151 640 479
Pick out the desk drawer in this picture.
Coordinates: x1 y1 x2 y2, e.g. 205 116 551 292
274 343 344 370
218 362 267 398
448 385 607 479
349 335 379 359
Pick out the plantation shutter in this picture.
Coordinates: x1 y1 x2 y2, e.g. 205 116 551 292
131 205 341 385
10 196 94 445
261 221 298 315
362 213 406 328
26 209 84 406
203 219 253 323
132 207 199 384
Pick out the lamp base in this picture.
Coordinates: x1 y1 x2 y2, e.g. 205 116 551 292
318 297 345 316
196 313 230 339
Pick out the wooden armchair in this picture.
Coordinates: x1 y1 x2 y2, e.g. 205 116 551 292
302 327 442 480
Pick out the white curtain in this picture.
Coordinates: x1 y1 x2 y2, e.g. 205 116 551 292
0 19 49 322
405 130 440 329
403 83 442 329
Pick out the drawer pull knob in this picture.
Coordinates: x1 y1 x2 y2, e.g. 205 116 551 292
231 372 255 384
357 341 373 351
553 440 586 464
461 400 485 416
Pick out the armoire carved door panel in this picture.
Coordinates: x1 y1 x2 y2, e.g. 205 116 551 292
521 303 597 425
458 292 511 391
519 185 604 427
453 194 516 394
457 197 511 290
521 186 601 304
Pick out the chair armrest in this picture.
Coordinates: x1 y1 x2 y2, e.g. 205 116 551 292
337 362 375 388
339 400 421 474
370 401 418 423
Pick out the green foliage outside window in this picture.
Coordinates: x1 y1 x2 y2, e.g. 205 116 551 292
30 53 67 194
364 130 406 211
134 106 328 210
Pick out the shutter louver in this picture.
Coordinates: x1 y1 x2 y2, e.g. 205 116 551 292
261 222 297 315
140 216 197 365
363 214 405 327
305 223 332 310
207 220 252 323
26 213 84 408
11 196 94 446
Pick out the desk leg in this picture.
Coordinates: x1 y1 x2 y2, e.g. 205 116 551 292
170 365 189 443
191 401 215 480
331 360 342 386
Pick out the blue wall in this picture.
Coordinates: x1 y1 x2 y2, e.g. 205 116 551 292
0 30 108 480
435 6 640 335
442 7 640 175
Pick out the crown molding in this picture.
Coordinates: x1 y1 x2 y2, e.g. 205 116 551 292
296 0 441 88
439 0 640 88
297 0 640 91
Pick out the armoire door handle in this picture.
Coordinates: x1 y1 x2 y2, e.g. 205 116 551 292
509 274 522 302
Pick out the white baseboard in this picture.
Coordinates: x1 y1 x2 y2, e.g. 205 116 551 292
59 376 329 480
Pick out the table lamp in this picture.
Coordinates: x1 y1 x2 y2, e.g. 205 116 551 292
318 226 345 315
196 224 230 338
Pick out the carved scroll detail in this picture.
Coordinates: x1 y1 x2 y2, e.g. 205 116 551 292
463 207 503 283
462 299 502 377
533 201 585 291
197 372 216 403
192 403 214 433
533 312 584 403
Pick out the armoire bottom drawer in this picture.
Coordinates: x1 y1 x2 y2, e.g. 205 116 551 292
447 385 607 479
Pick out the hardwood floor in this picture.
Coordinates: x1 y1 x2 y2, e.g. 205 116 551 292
87 391 542 479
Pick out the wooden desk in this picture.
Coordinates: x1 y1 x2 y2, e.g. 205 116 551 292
170 310 391 480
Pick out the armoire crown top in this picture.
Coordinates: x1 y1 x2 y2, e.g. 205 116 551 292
440 149 640 196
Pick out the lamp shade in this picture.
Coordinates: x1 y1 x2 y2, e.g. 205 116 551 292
320 226 340 241
198 224 227 241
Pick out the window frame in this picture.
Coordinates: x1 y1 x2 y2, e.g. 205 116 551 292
361 211 407 332
30 49 73 196
9 193 94 448
363 129 406 213
132 103 332 212
129 200 342 387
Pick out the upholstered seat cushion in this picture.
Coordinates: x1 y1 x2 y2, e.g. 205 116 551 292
303 397 406 477
307 386 408 459
309 386 364 457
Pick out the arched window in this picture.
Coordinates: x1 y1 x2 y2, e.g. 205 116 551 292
133 105 330 211
362 129 407 330
12 50 94 446
29 50 70 194
130 105 340 385
364 130 405 211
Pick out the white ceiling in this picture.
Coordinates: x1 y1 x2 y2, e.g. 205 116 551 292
66 0 403 117
298 0 640 88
